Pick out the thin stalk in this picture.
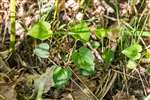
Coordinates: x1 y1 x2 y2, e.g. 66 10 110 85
114 0 120 26
37 0 42 18
54 0 59 19
80 0 84 6
10 0 16 50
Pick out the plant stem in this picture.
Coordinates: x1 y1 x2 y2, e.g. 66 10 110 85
10 0 16 50
54 0 59 19
36 82 45 100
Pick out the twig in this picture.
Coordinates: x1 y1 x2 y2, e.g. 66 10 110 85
99 71 117 100
136 69 147 95
112 69 139 80
87 42 104 63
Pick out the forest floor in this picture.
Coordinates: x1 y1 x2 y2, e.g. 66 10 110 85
0 0 150 100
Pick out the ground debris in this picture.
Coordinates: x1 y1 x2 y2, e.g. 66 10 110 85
0 85 16 100
112 91 137 100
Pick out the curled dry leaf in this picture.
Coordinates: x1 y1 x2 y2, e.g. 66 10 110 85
65 0 79 11
95 5 105 15
75 12 83 21
120 2 132 16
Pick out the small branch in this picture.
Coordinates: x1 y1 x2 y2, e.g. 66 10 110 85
87 42 104 63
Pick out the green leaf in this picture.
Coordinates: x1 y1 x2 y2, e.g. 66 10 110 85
102 49 114 63
122 43 142 60
33 43 49 58
96 28 107 38
134 31 150 37
141 31 150 37
145 49 150 59
69 21 90 42
146 65 150 75
72 47 95 76
127 60 137 69
79 64 95 76
53 67 72 89
80 69 94 76
79 47 94 64
28 21 53 40
91 41 100 49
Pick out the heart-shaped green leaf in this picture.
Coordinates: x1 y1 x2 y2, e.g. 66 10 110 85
127 60 137 69
122 43 142 60
69 21 90 42
53 67 72 89
72 47 95 76
28 21 53 40
33 43 49 58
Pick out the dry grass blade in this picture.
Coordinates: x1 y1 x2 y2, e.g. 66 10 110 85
69 67 99 100
97 71 117 100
